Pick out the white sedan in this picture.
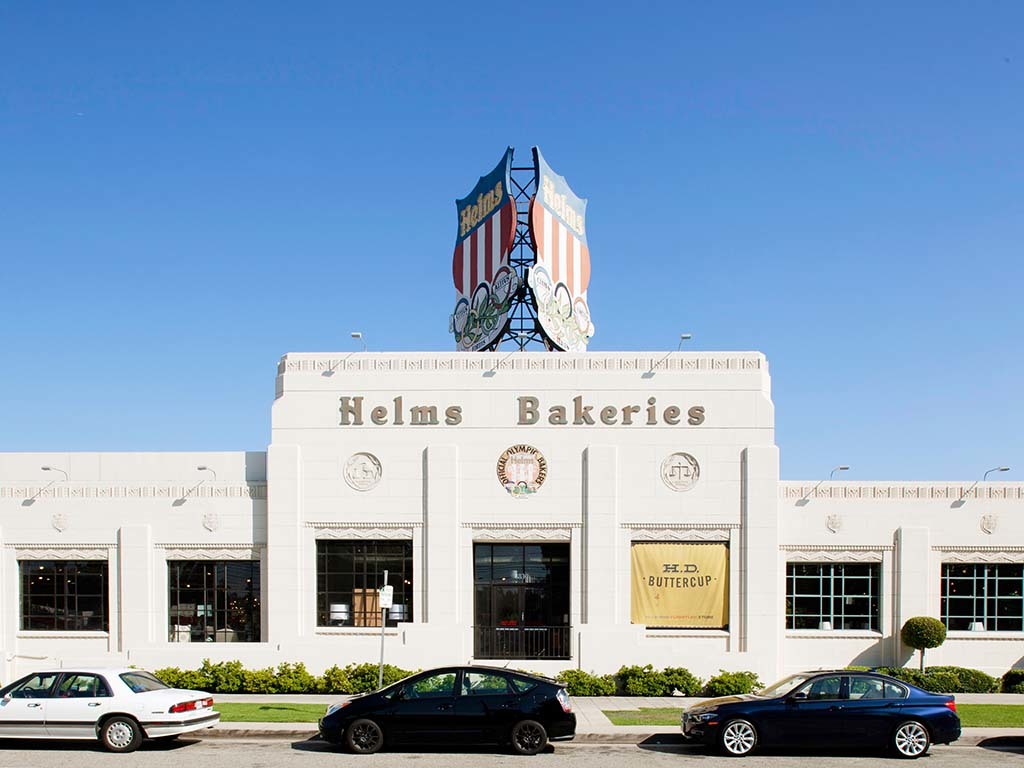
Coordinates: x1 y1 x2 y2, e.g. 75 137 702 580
0 667 219 752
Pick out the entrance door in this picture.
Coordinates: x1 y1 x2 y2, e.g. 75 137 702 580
473 544 570 659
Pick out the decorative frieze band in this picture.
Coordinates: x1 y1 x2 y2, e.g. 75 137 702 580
621 522 741 529
471 528 572 541
462 522 582 529
160 545 264 560
308 523 415 540
780 544 894 551
463 522 579 542
935 546 1024 564
781 483 1023 501
783 550 887 563
629 529 731 542
279 353 764 376
0 484 267 501
10 545 112 560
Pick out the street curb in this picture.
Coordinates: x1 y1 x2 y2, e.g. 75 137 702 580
201 728 1024 749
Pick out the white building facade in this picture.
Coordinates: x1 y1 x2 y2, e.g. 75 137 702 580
0 351 1020 683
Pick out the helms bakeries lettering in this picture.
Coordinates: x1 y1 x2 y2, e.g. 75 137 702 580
338 395 705 427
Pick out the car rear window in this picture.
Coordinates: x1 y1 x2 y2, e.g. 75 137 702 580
508 675 539 693
120 672 171 693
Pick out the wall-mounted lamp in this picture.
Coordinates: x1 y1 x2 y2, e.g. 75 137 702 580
196 465 217 482
484 333 529 377
642 333 694 378
24 466 70 506
350 331 367 352
795 465 851 506
953 466 1011 508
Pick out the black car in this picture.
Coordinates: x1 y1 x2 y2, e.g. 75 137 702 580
318 665 576 755
681 670 960 758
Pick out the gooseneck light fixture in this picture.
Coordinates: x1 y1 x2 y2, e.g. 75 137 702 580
196 465 217 482
484 332 529 377
643 333 694 378
350 331 367 352
41 466 69 482
795 465 851 506
954 466 1011 507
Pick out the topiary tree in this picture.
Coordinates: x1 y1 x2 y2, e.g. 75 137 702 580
901 616 947 671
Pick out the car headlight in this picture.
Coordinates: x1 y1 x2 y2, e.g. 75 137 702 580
325 701 350 717
685 711 718 723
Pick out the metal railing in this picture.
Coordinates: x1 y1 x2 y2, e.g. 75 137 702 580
473 625 571 660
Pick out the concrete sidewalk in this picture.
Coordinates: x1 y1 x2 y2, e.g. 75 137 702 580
203 694 1024 746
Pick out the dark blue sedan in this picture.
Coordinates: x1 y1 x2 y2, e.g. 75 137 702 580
319 666 575 755
681 670 960 758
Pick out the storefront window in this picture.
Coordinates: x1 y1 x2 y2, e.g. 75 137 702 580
20 560 108 631
941 563 1023 631
785 562 879 630
630 542 730 629
168 561 260 642
316 541 413 627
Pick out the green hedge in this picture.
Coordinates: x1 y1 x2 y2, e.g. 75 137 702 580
703 670 762 697
153 660 765 697
874 666 998 693
555 669 616 697
1002 669 1024 694
153 660 417 695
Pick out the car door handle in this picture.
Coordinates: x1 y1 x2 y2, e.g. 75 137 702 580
828 705 844 711
437 703 453 711
88 702 102 707
27 703 42 708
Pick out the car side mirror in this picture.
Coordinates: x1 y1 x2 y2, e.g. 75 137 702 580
789 692 807 701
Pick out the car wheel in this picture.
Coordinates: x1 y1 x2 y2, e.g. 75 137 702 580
510 719 548 755
719 718 758 757
892 720 930 758
345 718 384 754
100 716 143 753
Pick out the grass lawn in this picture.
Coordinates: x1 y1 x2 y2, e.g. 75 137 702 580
215 703 327 723
603 704 1024 728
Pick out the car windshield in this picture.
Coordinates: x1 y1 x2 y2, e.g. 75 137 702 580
757 674 815 698
120 671 171 693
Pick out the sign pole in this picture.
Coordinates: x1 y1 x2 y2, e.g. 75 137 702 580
378 569 389 689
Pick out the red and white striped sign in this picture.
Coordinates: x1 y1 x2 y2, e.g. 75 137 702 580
452 200 517 296
529 200 591 299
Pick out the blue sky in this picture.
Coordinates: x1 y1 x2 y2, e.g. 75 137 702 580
1 2 1020 480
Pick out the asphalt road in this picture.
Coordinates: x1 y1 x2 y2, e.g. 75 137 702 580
0 738 1021 768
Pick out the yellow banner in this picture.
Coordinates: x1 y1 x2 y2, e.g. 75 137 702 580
630 542 729 628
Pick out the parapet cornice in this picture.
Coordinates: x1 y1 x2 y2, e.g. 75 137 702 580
278 352 766 376
780 482 1024 502
0 484 267 501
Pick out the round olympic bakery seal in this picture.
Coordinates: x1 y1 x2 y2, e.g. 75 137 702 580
496 444 548 499
344 452 383 492
660 452 700 492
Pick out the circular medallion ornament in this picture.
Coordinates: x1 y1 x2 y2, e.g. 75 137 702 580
344 452 383 492
660 452 700 492
497 445 548 499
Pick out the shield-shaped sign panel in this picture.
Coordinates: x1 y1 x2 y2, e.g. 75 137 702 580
527 147 594 351
450 147 519 351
